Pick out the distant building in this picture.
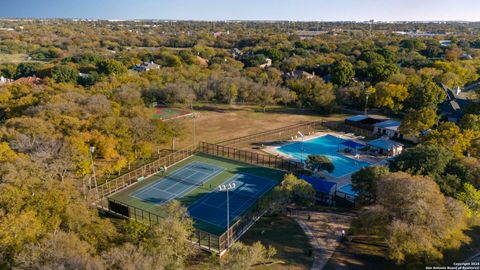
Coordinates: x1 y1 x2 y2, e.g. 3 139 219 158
439 40 453 47
344 115 417 143
132 61 160 72
284 70 316 80
460 53 473 60
438 83 472 123
258 58 272 69
231 48 242 59
196 56 209 67
14 76 42 85
0 76 13 85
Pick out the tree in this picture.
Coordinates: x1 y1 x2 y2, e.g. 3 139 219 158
361 172 468 265
460 114 480 132
97 59 127 76
14 231 102 270
456 183 480 217
351 165 389 203
389 144 454 177
278 174 316 206
221 242 276 270
330 60 354 87
371 82 409 111
399 108 438 136
406 79 446 109
305 155 334 173
15 62 41 79
51 64 78 83
424 122 474 157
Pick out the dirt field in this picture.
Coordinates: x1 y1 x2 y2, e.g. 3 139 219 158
174 104 350 149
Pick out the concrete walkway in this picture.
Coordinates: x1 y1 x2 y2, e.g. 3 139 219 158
292 210 356 270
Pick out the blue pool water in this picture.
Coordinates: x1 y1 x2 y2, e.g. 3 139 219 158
338 184 358 197
277 135 370 178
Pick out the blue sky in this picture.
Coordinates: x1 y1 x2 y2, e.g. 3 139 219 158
1 0 479 21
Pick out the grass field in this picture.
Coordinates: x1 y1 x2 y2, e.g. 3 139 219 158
241 215 314 270
174 104 351 149
0 53 28 63
108 152 285 235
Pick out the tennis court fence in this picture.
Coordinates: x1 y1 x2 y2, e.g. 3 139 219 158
88 144 197 202
198 142 305 175
216 120 326 147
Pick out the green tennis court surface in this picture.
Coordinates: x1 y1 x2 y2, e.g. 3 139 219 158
152 107 192 120
108 153 285 235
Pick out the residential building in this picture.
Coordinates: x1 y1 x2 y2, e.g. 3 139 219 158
258 58 272 69
0 76 13 85
344 115 417 143
284 70 316 80
438 83 472 123
132 61 160 72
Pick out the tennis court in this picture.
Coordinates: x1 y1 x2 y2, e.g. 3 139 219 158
188 174 277 229
130 162 223 205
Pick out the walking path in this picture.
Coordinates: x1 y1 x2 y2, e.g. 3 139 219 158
291 209 356 270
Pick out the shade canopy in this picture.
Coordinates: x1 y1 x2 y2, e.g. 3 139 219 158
367 137 403 150
299 175 336 194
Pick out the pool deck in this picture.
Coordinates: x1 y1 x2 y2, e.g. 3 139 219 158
262 131 387 188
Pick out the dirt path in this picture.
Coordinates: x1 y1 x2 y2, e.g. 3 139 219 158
291 210 356 270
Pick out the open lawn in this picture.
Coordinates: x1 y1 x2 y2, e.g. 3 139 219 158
0 53 28 63
174 104 351 149
240 215 314 270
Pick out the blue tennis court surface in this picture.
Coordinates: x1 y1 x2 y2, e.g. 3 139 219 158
187 174 277 229
277 134 370 178
130 162 223 205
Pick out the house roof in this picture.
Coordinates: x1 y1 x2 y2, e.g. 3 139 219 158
373 120 401 131
367 137 403 150
299 175 336 194
345 115 369 122
14 76 42 85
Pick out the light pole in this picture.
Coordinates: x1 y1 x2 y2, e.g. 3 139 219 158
89 146 99 200
219 182 236 249
297 131 305 164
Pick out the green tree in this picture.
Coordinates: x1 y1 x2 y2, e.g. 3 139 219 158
330 60 355 87
305 155 334 173
15 62 41 79
221 242 276 270
406 80 446 109
460 114 480 132
399 108 438 136
351 165 389 203
424 122 475 157
456 182 480 217
361 172 468 265
371 82 409 111
51 64 78 83
97 59 127 76
389 144 454 176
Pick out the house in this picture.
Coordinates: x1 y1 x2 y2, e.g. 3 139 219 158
0 76 13 85
439 40 453 47
258 58 272 69
284 70 316 80
460 53 473 60
231 48 242 59
132 61 160 72
345 115 417 143
438 83 472 123
196 56 209 67
367 136 404 157
14 76 42 85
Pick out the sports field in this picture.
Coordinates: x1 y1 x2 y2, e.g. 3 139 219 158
108 152 285 235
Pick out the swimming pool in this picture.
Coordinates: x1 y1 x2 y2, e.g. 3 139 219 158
338 184 358 197
277 134 370 178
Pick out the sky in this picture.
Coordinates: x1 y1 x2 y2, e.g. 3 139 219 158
1 0 479 22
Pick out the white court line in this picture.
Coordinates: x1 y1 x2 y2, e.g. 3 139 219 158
188 174 278 228
130 162 224 203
